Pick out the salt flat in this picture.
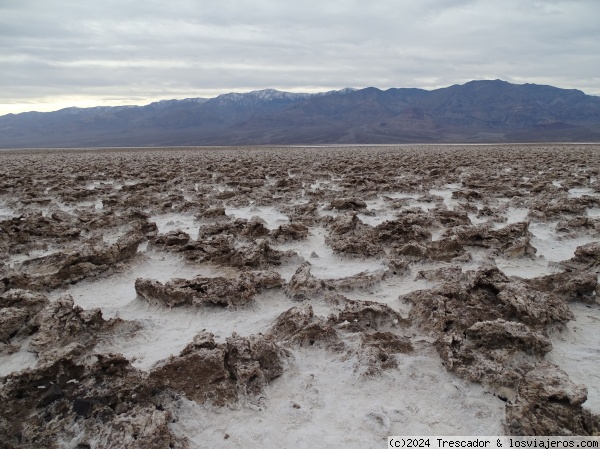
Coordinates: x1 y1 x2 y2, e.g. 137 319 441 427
0 144 599 447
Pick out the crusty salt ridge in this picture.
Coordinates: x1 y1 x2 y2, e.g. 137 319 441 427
1 144 600 446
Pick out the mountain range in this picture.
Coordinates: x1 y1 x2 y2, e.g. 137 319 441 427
2 79 600 148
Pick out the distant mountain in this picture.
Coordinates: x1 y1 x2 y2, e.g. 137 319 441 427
2 80 600 148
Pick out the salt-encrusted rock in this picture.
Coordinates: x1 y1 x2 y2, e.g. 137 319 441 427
266 304 340 348
353 333 409 376
497 284 574 327
404 263 600 434
524 243 600 303
152 230 191 247
530 196 587 219
30 296 109 362
385 258 411 275
216 238 297 268
450 222 536 257
0 307 32 343
330 214 360 235
225 333 287 396
465 319 552 355
135 270 284 308
434 209 471 227
271 222 309 242
285 262 390 300
556 216 599 234
415 266 462 283
527 271 598 303
149 337 234 405
285 262 326 300
172 235 297 268
335 298 409 331
0 289 49 311
434 319 550 388
326 269 391 292
0 352 187 449
0 212 81 245
407 267 571 334
375 215 432 247
199 218 270 240
567 241 600 269
5 229 144 292
325 214 384 257
330 197 367 210
202 206 226 218
506 362 600 436
242 217 271 239
452 189 481 201
241 270 286 290
428 238 466 260
149 332 287 404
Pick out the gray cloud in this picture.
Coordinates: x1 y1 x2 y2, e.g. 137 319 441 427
1 0 599 114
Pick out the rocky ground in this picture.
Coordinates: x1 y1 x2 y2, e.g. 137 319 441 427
0 144 599 448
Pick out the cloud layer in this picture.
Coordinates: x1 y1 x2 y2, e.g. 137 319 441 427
2 0 599 114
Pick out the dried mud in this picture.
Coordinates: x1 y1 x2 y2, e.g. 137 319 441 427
1 144 600 447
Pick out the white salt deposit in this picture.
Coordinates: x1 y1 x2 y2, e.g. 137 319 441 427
85 180 115 190
151 213 200 238
341 274 434 317
316 206 339 218
568 187 598 198
504 207 529 225
547 302 600 414
429 189 459 211
54 250 254 370
529 222 597 262
495 257 560 279
0 204 16 220
355 198 399 226
100 224 136 245
587 208 600 218
356 213 395 227
405 200 437 212
430 229 445 241
6 248 60 268
0 339 38 377
170 346 504 448
95 290 296 371
491 207 529 230
495 221 600 277
468 213 489 225
225 206 289 230
384 192 422 200
310 180 334 190
54 251 210 310
274 227 385 281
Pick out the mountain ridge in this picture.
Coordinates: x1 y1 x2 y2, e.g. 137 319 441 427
2 80 600 148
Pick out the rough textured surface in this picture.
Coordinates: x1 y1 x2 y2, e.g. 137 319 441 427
135 271 284 308
506 363 600 436
149 331 287 405
1 144 600 445
0 353 188 449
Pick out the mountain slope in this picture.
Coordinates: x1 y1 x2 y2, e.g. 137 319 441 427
1 81 600 148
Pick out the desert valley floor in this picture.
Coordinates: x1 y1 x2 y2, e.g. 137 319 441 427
1 144 599 448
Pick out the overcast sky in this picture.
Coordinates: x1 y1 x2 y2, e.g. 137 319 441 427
1 0 599 115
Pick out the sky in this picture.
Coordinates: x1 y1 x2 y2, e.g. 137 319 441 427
1 0 599 115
